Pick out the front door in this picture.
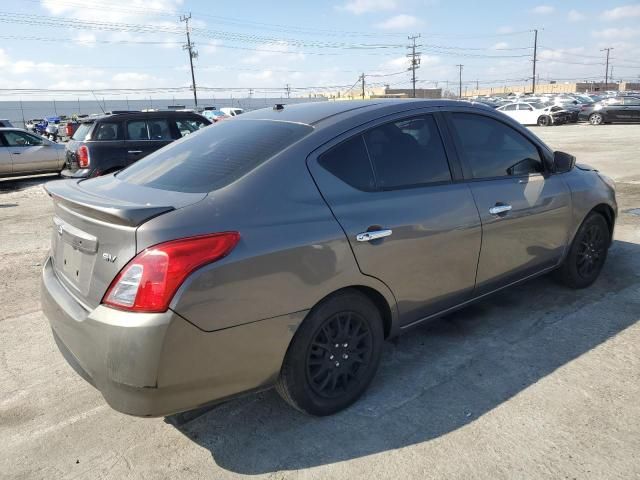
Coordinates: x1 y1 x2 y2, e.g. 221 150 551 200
446 111 572 294
0 134 11 175
3 130 57 173
308 113 482 325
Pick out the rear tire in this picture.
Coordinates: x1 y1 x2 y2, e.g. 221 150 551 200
276 290 384 416
555 212 609 289
537 115 551 126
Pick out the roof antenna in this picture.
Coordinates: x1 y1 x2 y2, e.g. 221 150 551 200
91 91 106 114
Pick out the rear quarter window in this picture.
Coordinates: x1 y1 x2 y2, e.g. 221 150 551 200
72 123 93 141
117 119 313 193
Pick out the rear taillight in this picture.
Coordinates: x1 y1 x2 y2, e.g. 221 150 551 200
102 232 240 313
77 145 90 168
65 123 74 136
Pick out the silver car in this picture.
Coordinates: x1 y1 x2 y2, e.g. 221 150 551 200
41 100 617 417
1 128 65 178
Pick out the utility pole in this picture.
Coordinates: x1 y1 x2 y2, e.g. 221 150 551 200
601 47 613 86
180 13 198 107
456 64 463 99
361 72 365 99
285 83 291 99
407 34 421 98
532 29 538 94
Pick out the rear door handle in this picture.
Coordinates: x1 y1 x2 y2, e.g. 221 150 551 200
356 229 392 242
128 150 143 154
489 204 512 215
11 152 20 155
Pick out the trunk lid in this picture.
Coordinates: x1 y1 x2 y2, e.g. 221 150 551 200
45 176 206 309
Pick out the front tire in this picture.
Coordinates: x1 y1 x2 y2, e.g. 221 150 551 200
556 212 609 289
589 113 604 125
276 290 384 416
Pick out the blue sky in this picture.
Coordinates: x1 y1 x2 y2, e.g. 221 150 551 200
0 0 639 99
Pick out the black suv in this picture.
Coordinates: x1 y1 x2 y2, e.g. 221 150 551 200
62 110 211 178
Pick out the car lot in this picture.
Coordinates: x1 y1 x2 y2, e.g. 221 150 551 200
1 123 639 479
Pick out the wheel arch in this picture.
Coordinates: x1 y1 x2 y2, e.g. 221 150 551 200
590 203 615 244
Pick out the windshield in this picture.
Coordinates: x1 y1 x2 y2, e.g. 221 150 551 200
118 119 313 193
72 123 93 141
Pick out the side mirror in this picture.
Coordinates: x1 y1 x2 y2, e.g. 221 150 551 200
553 151 576 174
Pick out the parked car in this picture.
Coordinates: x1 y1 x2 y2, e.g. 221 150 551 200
25 119 43 133
220 107 244 117
496 101 568 126
57 121 81 142
0 119 14 128
61 110 211 178
42 100 617 417
584 97 640 125
43 116 62 141
202 109 229 122
0 127 65 178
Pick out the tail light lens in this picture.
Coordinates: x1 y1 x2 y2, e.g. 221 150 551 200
77 145 90 168
65 123 74 136
102 232 240 313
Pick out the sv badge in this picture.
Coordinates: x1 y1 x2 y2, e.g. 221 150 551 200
102 253 117 263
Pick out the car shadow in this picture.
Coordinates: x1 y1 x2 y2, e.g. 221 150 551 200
0 174 58 193
171 239 640 475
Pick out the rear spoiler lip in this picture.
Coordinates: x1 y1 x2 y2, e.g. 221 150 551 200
44 180 175 227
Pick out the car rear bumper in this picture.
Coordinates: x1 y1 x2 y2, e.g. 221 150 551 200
60 168 92 179
41 256 306 417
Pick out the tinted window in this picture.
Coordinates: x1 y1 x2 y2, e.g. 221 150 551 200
4 131 43 146
118 119 312 193
623 97 640 106
319 136 375 191
518 104 533 111
175 118 209 137
504 104 517 111
93 122 122 141
72 123 92 141
127 120 171 140
364 115 451 189
450 113 543 179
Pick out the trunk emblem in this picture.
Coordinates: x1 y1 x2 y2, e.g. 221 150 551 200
102 253 117 263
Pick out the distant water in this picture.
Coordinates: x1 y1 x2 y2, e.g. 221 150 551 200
0 97 326 128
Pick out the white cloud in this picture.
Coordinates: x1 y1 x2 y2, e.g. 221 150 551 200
531 5 555 14
603 5 640 20
492 42 509 50
337 0 397 15
592 28 640 40
40 0 184 24
202 40 221 54
497 26 514 34
241 42 305 65
73 32 97 47
568 10 585 22
375 14 422 30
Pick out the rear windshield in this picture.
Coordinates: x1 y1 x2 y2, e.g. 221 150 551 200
72 122 93 141
117 119 312 193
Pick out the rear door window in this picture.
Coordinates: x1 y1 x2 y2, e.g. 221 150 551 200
118 119 313 193
93 122 122 141
127 120 172 140
364 115 452 189
318 136 375 191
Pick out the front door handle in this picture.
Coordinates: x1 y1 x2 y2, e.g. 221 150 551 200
489 204 512 215
356 229 392 242
128 150 143 154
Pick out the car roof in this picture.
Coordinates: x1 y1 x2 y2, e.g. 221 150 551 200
239 99 489 126
79 110 206 123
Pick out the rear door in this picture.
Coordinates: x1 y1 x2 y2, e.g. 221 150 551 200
125 118 173 165
446 111 572 294
622 97 640 121
308 112 482 326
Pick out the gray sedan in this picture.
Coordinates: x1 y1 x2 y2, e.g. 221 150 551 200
0 128 65 178
41 100 617 417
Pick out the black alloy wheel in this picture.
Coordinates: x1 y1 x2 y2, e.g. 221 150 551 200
306 311 373 399
555 212 610 289
276 290 384 416
538 115 551 126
